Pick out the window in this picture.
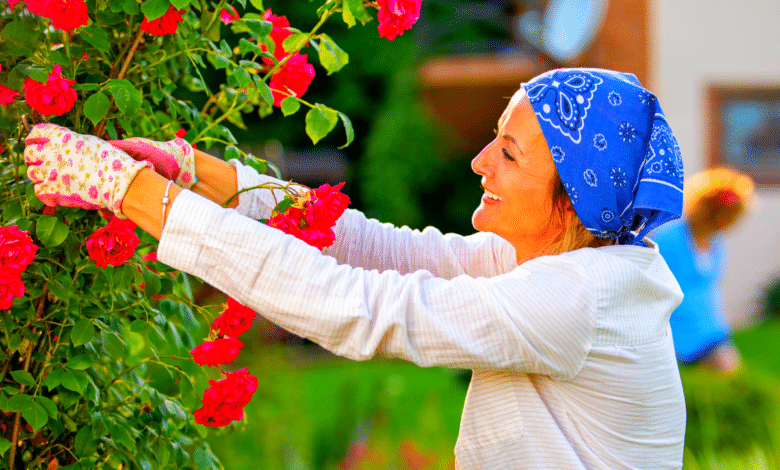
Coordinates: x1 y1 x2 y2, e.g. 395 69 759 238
708 86 780 184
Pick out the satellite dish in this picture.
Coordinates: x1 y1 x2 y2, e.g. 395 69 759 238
516 0 609 63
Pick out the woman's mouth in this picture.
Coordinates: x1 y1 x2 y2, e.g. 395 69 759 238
482 189 502 204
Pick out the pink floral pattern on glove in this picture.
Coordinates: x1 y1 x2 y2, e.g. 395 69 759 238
109 137 196 189
24 124 152 218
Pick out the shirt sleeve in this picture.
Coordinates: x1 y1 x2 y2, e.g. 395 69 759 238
158 191 596 378
227 159 518 279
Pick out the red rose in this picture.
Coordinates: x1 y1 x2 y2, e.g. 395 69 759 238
305 182 350 228
263 8 292 60
299 226 335 250
376 0 421 41
190 337 243 366
40 0 89 31
140 5 184 36
0 272 25 310
267 211 303 238
193 400 243 427
220 5 239 24
206 368 258 407
212 297 255 338
0 83 20 106
85 218 140 269
23 64 77 116
268 53 315 106
0 225 38 272
175 128 186 139
21 0 47 15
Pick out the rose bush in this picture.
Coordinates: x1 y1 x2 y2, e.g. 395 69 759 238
0 0 418 467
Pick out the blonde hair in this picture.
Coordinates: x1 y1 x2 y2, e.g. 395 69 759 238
532 173 615 260
684 167 755 231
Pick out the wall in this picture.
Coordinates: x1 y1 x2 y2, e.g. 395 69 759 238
651 0 780 326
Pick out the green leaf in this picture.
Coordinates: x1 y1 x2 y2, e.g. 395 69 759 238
43 368 65 390
60 370 87 393
141 0 171 21
282 30 308 52
281 97 300 116
9 370 36 387
305 104 339 145
35 396 58 419
248 0 262 10
344 0 373 26
194 447 216 469
36 215 70 247
6 393 31 412
102 330 125 359
178 303 201 331
81 25 111 53
83 91 110 126
0 438 11 457
208 52 230 70
71 319 95 347
245 156 267 175
224 145 241 161
66 354 95 371
231 66 252 88
74 425 97 457
170 0 190 9
143 269 162 297
200 10 221 41
253 76 274 105
244 19 272 39
337 112 355 149
108 419 136 450
130 319 148 333
0 19 40 56
314 34 349 75
22 399 48 431
107 79 143 117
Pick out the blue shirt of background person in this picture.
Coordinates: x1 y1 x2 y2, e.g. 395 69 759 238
653 218 729 363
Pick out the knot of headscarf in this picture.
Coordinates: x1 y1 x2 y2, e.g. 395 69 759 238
522 68 684 246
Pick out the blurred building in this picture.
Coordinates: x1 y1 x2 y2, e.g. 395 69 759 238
415 0 780 327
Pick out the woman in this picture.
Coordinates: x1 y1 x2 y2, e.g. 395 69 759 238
652 167 755 373
24 68 687 469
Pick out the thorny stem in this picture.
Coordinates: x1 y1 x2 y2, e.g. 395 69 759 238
8 285 48 469
222 181 303 208
96 27 145 138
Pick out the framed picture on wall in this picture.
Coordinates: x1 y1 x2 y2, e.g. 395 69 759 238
707 85 780 185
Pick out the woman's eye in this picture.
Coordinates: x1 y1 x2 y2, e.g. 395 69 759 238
501 148 515 161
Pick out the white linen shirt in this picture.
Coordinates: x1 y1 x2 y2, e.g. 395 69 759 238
157 162 687 469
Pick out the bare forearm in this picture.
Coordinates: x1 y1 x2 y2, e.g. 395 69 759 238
121 168 182 240
190 149 239 209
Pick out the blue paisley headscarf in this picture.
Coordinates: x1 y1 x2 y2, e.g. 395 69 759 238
522 68 684 247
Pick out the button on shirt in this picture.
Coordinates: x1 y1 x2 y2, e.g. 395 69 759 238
157 162 687 469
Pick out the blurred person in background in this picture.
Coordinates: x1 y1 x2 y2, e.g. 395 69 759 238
652 167 755 373
24 68 688 469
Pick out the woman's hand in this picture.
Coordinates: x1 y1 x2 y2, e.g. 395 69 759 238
109 137 197 189
24 123 152 218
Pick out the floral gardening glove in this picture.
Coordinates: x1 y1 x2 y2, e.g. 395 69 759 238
109 137 197 189
24 123 153 218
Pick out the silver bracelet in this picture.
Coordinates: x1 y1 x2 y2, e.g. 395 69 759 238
161 179 174 228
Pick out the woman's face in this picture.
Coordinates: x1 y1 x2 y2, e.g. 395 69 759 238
471 88 559 250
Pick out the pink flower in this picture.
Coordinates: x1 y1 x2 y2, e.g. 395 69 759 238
0 83 20 106
268 53 315 106
62 174 70 185
190 337 243 366
140 5 184 36
212 298 255 338
0 272 25 310
112 159 123 171
376 0 421 41
85 218 140 269
0 225 38 273
23 64 77 116
88 186 98 199
220 5 239 24
40 0 89 31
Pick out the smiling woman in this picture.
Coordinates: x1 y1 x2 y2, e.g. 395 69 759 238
24 68 688 469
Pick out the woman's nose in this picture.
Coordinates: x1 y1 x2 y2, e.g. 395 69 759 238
471 144 494 178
